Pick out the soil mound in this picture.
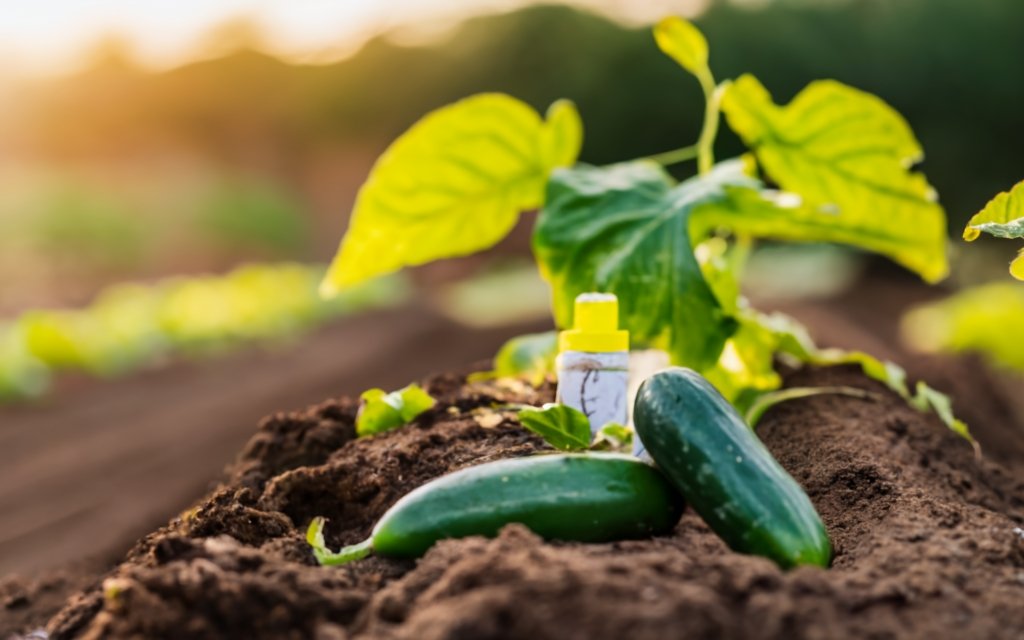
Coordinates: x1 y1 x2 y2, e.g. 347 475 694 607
22 363 1024 640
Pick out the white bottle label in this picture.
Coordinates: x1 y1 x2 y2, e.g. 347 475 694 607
556 351 629 437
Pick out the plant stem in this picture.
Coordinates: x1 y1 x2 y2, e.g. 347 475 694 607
745 386 878 427
696 71 724 175
643 144 700 166
314 538 374 566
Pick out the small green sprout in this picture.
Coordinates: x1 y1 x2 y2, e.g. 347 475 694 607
517 403 591 451
356 383 436 437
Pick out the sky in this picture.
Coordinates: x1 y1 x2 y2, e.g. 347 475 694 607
0 0 707 77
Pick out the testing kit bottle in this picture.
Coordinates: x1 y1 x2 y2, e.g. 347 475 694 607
556 293 629 440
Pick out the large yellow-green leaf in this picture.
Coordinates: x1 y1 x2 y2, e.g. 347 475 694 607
719 75 949 283
653 16 710 79
321 94 582 295
963 181 1024 280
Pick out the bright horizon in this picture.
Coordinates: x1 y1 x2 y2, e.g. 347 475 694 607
0 0 707 77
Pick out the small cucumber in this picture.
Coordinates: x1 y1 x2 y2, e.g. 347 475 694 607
308 453 684 565
634 367 831 569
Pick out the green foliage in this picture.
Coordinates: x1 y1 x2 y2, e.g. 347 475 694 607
321 94 582 294
0 325 50 401
0 264 408 402
492 331 558 384
744 386 876 427
28 183 146 269
356 383 436 437
533 160 749 368
962 181 1024 280
517 403 591 451
654 16 720 174
909 381 972 444
903 281 1024 371
701 311 787 409
437 261 553 329
653 16 710 81
318 15 966 444
748 310 975 446
719 75 949 283
593 422 633 451
195 178 309 257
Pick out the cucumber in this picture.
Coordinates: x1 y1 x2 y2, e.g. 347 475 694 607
633 367 831 569
308 453 685 565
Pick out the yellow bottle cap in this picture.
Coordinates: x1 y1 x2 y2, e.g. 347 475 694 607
559 293 629 353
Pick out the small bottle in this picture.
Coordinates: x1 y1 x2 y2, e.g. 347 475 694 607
556 293 629 440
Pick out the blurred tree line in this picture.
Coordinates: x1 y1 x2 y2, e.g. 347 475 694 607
6 0 1023 268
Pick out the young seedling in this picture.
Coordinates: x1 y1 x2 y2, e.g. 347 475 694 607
356 383 436 437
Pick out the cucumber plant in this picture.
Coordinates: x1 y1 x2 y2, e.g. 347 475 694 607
321 16 972 445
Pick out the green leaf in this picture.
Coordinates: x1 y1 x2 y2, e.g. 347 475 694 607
518 403 592 451
910 381 973 443
541 99 584 169
321 94 583 294
653 16 710 79
963 181 1024 280
492 331 558 384
306 516 327 551
356 383 436 437
702 311 784 408
533 160 750 368
902 281 1024 371
742 310 975 446
815 349 910 398
592 422 633 451
719 75 949 283
745 386 876 427
695 236 750 316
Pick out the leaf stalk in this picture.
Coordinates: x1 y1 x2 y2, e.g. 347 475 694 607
696 74 726 175
643 144 700 166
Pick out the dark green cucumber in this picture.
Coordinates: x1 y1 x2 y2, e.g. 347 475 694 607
634 367 831 569
308 453 684 565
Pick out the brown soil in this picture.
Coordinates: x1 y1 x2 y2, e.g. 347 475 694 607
5 273 1024 640
13 357 1020 640
0 305 548 578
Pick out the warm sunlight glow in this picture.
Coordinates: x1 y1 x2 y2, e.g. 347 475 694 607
0 0 707 76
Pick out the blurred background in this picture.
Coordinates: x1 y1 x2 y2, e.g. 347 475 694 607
1 0 1022 577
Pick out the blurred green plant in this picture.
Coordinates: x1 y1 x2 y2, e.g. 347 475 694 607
436 260 553 328
0 325 50 401
194 178 310 257
0 263 408 402
26 183 146 269
903 282 1024 371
